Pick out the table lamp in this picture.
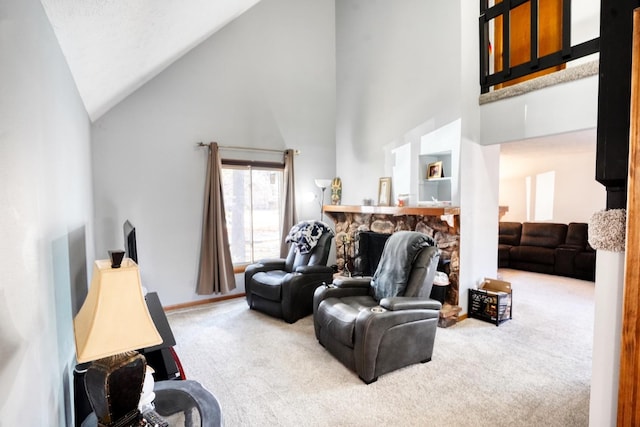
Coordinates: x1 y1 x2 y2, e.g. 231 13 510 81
74 251 162 427
315 179 333 220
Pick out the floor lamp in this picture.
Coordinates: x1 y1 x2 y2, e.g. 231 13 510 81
315 179 332 220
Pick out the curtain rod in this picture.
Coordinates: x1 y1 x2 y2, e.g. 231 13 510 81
197 142 300 155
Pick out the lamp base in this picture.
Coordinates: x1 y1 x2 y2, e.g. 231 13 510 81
84 351 147 427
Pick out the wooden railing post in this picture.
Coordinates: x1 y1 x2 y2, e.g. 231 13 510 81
618 8 640 426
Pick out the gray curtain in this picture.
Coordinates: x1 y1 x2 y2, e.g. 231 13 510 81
280 149 298 257
196 143 236 295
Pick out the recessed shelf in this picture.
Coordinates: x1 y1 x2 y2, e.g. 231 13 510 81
419 151 452 202
418 120 461 205
423 177 451 182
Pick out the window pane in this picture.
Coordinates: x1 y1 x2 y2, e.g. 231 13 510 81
221 166 283 264
222 168 251 263
251 169 282 261
534 171 555 221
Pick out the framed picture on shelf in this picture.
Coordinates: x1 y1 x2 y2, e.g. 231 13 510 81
427 161 443 180
378 177 392 206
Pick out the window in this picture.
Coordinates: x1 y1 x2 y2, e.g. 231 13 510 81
221 162 283 265
524 170 555 221
534 170 555 221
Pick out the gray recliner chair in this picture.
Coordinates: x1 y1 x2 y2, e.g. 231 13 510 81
245 221 334 323
313 231 441 384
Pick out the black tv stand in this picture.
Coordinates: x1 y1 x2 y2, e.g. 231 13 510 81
140 292 181 381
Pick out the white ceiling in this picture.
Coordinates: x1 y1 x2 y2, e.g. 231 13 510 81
40 0 263 121
500 129 596 156
500 128 597 178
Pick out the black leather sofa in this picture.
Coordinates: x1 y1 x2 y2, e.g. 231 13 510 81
498 221 595 281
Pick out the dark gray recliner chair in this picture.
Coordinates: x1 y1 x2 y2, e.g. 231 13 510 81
313 231 441 384
245 222 334 323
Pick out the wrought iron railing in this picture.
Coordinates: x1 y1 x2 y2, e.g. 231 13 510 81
479 0 600 93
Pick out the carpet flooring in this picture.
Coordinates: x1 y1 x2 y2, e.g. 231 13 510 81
166 269 594 426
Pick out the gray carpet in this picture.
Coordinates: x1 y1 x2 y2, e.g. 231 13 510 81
167 269 593 426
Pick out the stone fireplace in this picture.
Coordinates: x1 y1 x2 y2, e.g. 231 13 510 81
323 205 460 306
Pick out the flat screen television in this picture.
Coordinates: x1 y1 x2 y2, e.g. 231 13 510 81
123 220 138 264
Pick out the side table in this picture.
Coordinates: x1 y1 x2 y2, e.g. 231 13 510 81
81 380 222 427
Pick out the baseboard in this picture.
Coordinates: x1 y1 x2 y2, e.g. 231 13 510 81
164 293 246 311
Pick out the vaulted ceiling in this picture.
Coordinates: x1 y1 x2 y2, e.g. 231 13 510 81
40 0 263 121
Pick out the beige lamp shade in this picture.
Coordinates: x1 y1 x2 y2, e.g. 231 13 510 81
74 258 162 363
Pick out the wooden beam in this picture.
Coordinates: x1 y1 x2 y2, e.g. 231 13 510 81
618 8 640 425
596 0 640 208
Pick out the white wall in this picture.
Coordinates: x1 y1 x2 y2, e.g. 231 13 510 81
458 0 500 311
571 0 600 47
336 0 500 313
500 140 606 223
0 1 94 425
91 0 336 306
480 75 599 146
336 0 463 205
590 251 624 426
459 140 501 302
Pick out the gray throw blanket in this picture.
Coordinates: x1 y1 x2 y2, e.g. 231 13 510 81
371 231 435 301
